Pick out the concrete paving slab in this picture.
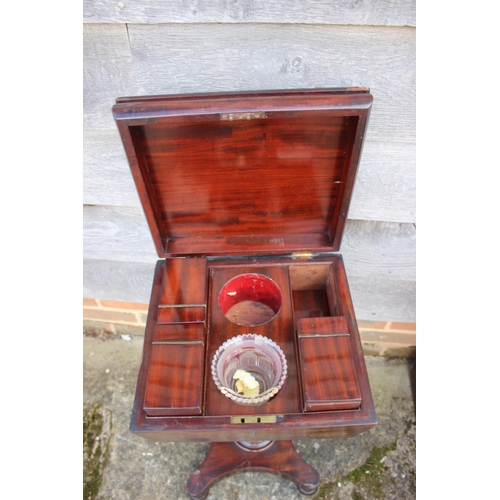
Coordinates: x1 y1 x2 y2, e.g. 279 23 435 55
83 333 415 500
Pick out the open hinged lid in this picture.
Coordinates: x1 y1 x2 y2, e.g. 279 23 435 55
112 88 372 258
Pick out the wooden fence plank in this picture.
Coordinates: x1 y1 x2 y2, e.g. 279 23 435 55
83 24 139 130
83 205 157 263
83 130 142 207
123 24 415 143
83 130 415 223
83 259 415 322
82 16 416 324
342 220 415 281
83 259 155 305
83 0 416 27
350 140 416 223
83 205 415 281
348 276 415 322
84 24 415 140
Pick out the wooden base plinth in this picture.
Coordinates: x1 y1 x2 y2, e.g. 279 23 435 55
186 440 319 499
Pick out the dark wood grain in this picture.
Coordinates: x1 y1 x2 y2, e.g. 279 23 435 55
144 315 206 416
83 130 416 224
160 257 207 305
157 306 206 324
152 323 205 343
205 264 300 417
144 343 205 416
114 87 370 105
113 89 372 257
165 232 334 256
290 263 342 320
292 289 331 322
156 257 207 323
124 91 376 443
297 316 361 412
130 255 377 442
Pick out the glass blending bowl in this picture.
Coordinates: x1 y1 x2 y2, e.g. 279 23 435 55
211 334 287 406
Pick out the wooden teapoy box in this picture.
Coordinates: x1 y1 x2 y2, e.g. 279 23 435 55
112 88 377 443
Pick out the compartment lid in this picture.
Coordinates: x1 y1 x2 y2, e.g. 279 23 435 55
112 88 372 257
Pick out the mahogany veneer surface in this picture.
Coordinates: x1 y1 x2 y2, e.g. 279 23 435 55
157 306 206 324
112 88 372 257
131 256 376 442
144 324 206 416
115 89 376 442
144 343 204 416
157 258 207 324
130 113 355 239
297 316 361 412
159 258 207 305
205 265 300 416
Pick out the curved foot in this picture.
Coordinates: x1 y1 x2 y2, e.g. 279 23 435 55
186 441 319 499
187 489 209 500
298 483 319 495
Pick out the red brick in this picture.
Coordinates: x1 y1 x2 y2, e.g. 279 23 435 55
388 322 416 332
99 300 149 311
83 298 99 307
83 308 138 324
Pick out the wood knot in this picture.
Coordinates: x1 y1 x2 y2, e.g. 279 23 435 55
282 55 305 76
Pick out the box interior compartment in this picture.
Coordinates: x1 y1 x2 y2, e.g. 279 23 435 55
289 263 341 325
204 264 301 416
157 257 208 324
290 262 361 412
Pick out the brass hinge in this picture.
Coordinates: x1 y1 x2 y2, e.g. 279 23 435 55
221 112 266 121
291 252 313 260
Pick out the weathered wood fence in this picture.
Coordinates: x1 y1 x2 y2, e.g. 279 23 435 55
83 1 416 322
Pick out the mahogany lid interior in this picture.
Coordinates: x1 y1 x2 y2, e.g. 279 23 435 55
112 89 372 257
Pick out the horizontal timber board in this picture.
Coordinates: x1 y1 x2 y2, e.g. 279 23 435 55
83 129 415 223
84 23 415 139
83 24 139 130
83 0 416 26
83 130 142 207
84 259 155 305
348 275 415 323
341 220 415 281
83 259 415 322
83 205 415 281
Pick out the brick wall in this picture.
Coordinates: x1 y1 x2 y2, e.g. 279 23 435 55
83 299 415 358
